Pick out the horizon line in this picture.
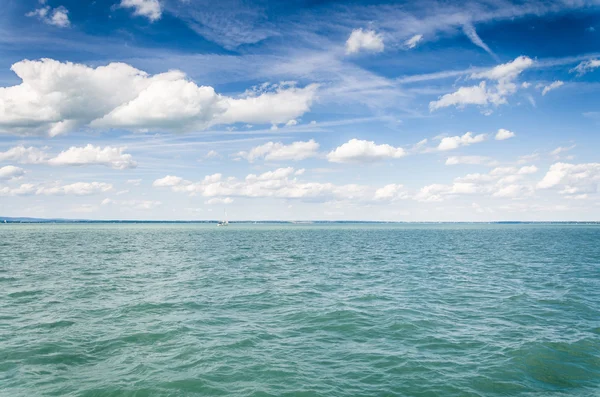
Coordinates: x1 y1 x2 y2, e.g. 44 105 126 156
1 216 599 224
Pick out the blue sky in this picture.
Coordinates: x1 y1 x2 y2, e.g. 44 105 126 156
0 0 599 221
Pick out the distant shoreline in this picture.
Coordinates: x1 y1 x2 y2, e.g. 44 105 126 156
1 217 599 225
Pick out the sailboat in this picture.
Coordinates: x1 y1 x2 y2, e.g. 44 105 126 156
217 210 229 226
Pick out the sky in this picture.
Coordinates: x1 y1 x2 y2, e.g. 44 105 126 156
0 0 599 221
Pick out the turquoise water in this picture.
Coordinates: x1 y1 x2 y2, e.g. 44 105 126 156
1 224 599 396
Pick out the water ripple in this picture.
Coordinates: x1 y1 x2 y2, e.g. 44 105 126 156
1 223 599 396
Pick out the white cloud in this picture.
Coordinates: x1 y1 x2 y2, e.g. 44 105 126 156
445 156 496 166
153 167 369 202
102 198 162 210
5 181 114 197
550 144 576 157
405 34 423 49
437 132 487 151
120 0 161 22
414 182 480 202
0 59 317 136
346 29 384 55
429 82 489 111
419 163 539 202
237 139 319 162
0 144 135 169
470 56 533 81
455 173 495 184
537 162 600 191
215 83 318 126
26 5 70 28
490 166 517 176
518 165 538 175
47 145 136 169
0 166 25 180
430 56 534 111
541 80 564 95
0 146 47 164
327 139 405 163
495 128 515 141
126 179 142 186
374 184 409 201
204 150 219 159
285 119 298 126
0 184 36 196
462 23 496 59
205 197 234 205
570 59 600 75
152 175 187 187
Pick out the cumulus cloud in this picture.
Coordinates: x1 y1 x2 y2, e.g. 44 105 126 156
405 34 423 49
430 56 533 111
0 184 37 196
47 145 136 169
437 132 487 151
541 80 564 96
518 165 538 175
470 56 533 81
490 166 517 176
26 5 70 28
327 139 405 163
429 82 489 111
236 139 319 162
0 59 317 136
120 0 161 22
495 128 515 140
153 167 369 202
570 59 600 76
537 162 600 192
418 163 539 202
0 144 135 169
346 29 384 54
374 184 409 201
0 166 25 180
152 175 187 187
0 146 47 164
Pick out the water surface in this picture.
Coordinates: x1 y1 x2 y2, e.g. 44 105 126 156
1 224 599 396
